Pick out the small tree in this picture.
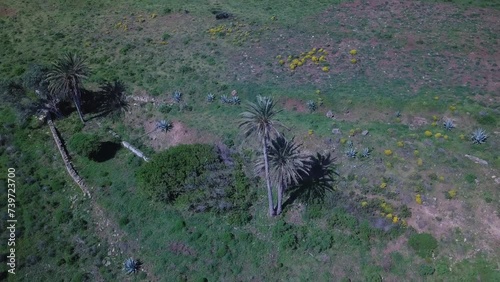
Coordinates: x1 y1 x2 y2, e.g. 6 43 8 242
68 133 101 159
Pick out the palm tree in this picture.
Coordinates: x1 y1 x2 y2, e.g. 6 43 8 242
46 52 89 124
239 96 284 216
257 135 310 215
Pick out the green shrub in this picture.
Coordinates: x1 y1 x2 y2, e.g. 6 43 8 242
418 264 435 276
136 144 219 202
68 133 101 159
408 233 438 258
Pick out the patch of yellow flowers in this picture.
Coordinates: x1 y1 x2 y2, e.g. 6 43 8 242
277 47 330 72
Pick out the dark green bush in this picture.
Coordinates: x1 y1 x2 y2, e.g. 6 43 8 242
68 133 101 159
408 233 438 258
136 144 219 202
418 264 435 276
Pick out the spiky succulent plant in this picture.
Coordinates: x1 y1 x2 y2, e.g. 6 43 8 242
361 147 370 158
220 95 230 104
346 140 354 148
123 257 140 274
173 90 182 103
395 111 401 117
306 100 317 112
232 96 241 105
471 128 488 144
156 120 173 132
346 147 357 158
443 119 455 131
206 93 215 103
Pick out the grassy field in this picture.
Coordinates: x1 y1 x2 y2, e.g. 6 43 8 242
1 0 499 281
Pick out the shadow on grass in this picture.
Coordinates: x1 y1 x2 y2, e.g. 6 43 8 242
283 152 338 208
82 80 129 121
91 141 121 162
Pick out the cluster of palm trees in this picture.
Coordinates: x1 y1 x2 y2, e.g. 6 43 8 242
239 96 335 216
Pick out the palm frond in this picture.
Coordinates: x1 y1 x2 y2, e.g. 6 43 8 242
238 96 283 140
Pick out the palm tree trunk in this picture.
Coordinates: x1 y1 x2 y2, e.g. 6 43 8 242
276 180 284 215
262 137 276 216
72 84 85 124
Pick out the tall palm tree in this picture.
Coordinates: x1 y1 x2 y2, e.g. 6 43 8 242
46 52 89 124
239 96 283 216
257 135 310 215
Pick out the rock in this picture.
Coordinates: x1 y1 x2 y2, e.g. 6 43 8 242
332 128 341 135
361 130 369 136
231 89 237 96
326 110 334 118
464 154 488 165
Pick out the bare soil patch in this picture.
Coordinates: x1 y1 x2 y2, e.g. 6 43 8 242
0 6 16 17
144 119 216 151
282 98 307 113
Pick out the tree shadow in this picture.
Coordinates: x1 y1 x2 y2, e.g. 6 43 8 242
283 152 338 208
82 80 129 121
90 141 121 162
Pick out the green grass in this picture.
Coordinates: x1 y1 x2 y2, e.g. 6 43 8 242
1 0 500 280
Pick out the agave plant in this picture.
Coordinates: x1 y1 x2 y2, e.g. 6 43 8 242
123 257 140 274
173 90 182 103
220 95 230 104
346 140 354 148
306 100 317 112
156 120 173 132
443 119 455 131
395 111 402 118
232 96 241 105
206 93 215 103
471 128 488 144
361 147 370 158
346 147 357 158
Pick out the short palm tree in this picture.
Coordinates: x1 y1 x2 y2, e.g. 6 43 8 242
257 135 310 215
46 52 89 124
239 96 284 216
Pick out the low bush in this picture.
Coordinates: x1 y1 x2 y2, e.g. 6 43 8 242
68 133 101 159
408 232 438 258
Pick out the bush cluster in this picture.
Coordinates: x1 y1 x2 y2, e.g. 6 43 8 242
408 232 438 258
136 144 256 216
68 133 101 159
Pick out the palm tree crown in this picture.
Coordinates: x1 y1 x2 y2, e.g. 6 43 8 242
259 135 310 187
46 52 89 123
239 96 283 141
257 135 310 215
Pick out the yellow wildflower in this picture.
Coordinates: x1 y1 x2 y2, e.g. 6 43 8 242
393 216 399 223
416 194 422 204
349 49 357 55
424 130 432 137
384 149 393 156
